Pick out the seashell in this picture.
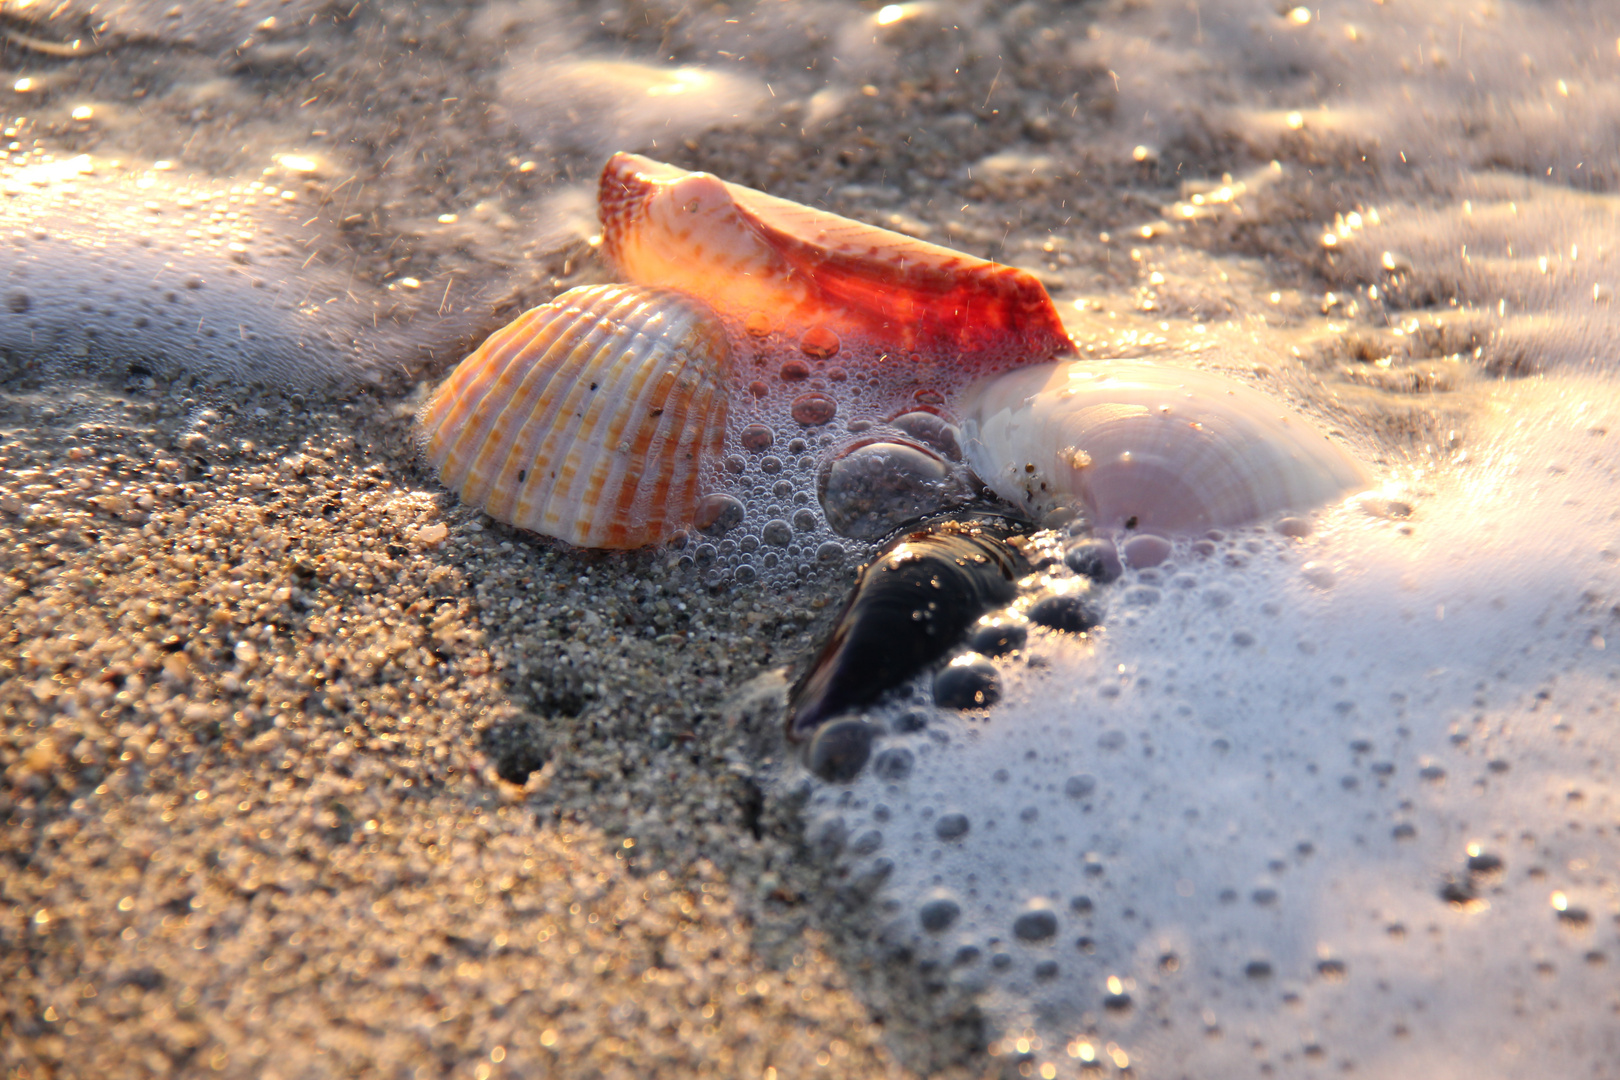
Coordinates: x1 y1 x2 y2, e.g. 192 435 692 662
960 360 1370 534
786 519 1029 740
419 284 731 549
598 152 1075 370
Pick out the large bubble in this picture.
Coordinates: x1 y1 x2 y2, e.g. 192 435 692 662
817 439 965 539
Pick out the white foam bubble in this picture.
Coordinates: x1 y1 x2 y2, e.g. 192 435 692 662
0 156 475 391
0 0 329 51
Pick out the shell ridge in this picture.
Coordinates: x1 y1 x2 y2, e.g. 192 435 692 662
460 300 600 484
482 296 623 521
597 154 683 271
509 290 647 530
433 309 565 495
668 366 728 538
502 300 631 527
420 333 497 458
653 343 723 498
627 328 721 541
538 317 650 538
618 351 710 542
426 307 550 464
575 317 681 543
629 365 697 536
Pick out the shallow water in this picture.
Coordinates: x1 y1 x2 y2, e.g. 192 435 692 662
3 1 1618 1077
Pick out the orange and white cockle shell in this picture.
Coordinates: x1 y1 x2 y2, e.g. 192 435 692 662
418 284 731 550
599 152 1073 370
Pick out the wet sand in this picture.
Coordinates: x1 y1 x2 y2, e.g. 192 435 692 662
0 379 939 1078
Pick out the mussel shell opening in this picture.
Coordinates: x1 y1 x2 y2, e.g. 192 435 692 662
785 519 1030 740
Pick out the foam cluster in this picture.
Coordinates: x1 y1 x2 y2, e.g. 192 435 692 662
788 447 1620 1073
675 317 1005 587
1072 0 1620 183
1322 173 1620 376
0 0 329 51
0 151 465 392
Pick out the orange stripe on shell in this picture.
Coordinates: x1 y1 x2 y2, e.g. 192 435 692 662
419 284 731 550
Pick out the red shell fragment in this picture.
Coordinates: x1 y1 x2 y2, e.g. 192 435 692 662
599 152 1075 371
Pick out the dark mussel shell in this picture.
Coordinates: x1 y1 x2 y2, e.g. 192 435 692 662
786 519 1030 740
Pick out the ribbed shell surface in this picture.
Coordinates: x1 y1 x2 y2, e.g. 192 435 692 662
960 360 1369 533
419 284 731 549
